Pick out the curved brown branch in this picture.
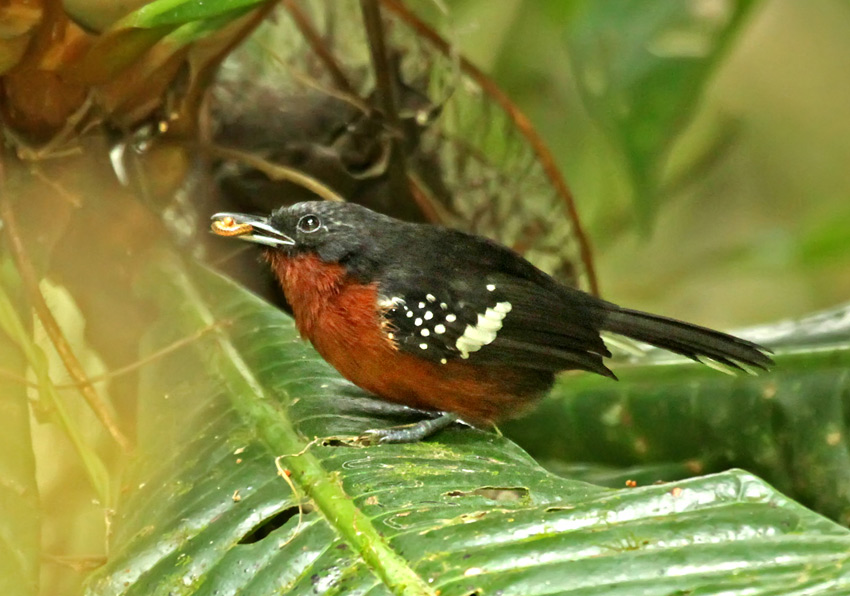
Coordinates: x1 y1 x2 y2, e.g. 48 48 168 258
0 160 132 452
201 144 346 202
380 0 600 295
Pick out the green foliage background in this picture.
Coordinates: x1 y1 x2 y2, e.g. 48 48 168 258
424 0 850 327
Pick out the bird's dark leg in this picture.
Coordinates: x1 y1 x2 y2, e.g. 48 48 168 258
359 412 461 444
340 395 442 420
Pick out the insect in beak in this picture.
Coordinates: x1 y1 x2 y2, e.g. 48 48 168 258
210 212 295 247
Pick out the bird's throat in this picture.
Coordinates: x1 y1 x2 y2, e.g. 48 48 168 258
264 251 350 338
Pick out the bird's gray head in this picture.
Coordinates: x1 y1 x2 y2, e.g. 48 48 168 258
211 201 397 263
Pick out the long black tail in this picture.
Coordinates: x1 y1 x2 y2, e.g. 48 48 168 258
603 307 773 372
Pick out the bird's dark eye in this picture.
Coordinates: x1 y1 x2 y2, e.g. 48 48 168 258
297 214 322 233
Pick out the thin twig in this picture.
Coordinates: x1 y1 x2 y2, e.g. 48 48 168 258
0 322 227 390
407 170 452 222
58 321 227 388
361 0 400 129
0 367 33 387
7 93 94 162
201 144 345 202
380 0 600 295
253 37 371 115
283 0 356 94
0 161 132 451
43 553 107 572
274 5 443 223
274 454 307 547
210 244 254 267
30 167 83 207
359 0 414 208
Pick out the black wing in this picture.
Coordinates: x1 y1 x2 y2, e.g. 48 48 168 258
377 272 616 377
374 223 771 376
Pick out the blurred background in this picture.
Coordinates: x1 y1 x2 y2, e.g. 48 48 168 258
416 0 850 327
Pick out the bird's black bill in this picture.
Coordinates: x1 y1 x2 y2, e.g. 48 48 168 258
210 212 295 247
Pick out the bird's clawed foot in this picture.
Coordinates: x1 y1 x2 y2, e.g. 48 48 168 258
358 412 461 445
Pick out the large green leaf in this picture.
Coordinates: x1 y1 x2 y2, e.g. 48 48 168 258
505 304 850 525
568 0 758 223
84 260 850 595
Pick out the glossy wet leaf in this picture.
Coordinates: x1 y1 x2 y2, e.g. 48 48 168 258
85 262 850 595
506 304 850 525
568 0 758 224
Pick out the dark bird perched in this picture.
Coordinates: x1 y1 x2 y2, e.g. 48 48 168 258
211 202 773 443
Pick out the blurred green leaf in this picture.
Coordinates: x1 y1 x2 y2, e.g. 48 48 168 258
73 0 268 84
164 6 254 45
567 0 758 225
799 208 850 266
0 280 111 504
85 262 850 595
0 264 40 596
120 0 269 28
506 303 850 525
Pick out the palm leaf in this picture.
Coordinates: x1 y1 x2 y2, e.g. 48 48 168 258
85 261 850 595
507 304 850 525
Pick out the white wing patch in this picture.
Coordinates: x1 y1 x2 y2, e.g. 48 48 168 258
380 286 514 365
378 296 406 309
456 301 512 359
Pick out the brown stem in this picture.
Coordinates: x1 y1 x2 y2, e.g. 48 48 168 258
359 0 414 207
360 0 399 126
283 0 356 94
380 0 600 295
201 143 345 202
0 160 132 452
175 1 280 138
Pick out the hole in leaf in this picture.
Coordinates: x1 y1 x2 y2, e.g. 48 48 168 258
238 504 313 544
320 435 364 448
444 487 529 503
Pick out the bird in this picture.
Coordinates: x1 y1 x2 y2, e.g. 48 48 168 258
211 201 773 443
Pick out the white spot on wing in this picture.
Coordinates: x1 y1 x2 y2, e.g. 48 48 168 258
426 294 436 302
415 317 423 326
434 324 446 334
446 314 457 322
456 301 512 359
421 329 430 337
486 284 496 292
492 302 512 314
440 358 447 364
406 311 413 318
418 302 425 309
424 311 433 320
420 343 428 350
